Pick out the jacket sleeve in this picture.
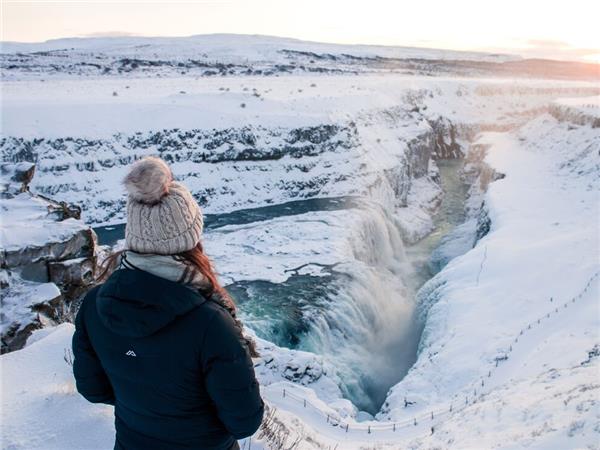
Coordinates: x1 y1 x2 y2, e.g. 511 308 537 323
200 307 265 439
72 293 115 405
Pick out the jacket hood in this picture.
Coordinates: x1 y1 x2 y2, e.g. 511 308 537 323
96 268 207 338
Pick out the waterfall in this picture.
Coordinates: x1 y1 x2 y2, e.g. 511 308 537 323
296 202 423 414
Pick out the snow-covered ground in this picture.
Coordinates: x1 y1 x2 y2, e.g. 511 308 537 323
2 36 599 449
0 193 88 255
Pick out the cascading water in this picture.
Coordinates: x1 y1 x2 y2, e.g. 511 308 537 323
298 203 420 413
229 201 423 414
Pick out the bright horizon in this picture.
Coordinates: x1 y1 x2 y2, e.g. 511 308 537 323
2 0 599 63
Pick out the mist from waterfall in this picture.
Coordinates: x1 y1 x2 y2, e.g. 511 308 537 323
295 202 422 413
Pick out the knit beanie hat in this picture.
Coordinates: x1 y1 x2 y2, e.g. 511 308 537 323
123 156 203 255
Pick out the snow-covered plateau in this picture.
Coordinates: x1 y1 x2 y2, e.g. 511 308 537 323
1 35 599 449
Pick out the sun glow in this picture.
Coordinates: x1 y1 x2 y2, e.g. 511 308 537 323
583 54 600 64
1 0 599 62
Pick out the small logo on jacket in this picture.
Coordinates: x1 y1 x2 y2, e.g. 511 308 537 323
125 350 137 357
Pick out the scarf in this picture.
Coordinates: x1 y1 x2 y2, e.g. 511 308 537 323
121 251 209 288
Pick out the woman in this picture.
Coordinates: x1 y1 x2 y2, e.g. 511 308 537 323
72 156 264 450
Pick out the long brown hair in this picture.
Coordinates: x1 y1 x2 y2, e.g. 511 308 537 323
97 243 258 357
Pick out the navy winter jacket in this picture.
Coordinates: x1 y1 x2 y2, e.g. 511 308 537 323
72 268 264 450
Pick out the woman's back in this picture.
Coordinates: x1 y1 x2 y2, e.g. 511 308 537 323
73 267 264 449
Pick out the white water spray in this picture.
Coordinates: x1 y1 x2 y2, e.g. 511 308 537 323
298 201 423 413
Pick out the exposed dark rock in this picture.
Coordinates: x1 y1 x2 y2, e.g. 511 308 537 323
407 132 434 178
0 228 96 269
2 318 47 354
43 197 82 221
475 203 492 242
461 141 506 246
48 256 95 287
1 162 36 195
428 117 464 159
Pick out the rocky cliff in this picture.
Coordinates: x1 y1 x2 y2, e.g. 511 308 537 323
0 112 462 231
0 163 97 353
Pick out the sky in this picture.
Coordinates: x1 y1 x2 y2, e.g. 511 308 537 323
2 0 599 62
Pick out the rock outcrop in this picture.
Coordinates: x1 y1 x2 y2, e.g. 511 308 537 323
0 163 97 353
428 117 464 159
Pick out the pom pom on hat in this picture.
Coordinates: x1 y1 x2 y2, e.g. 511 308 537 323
123 156 173 204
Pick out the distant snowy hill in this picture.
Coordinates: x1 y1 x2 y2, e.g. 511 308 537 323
0 33 519 61
2 34 598 80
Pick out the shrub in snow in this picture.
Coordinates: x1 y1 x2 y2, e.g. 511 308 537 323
255 405 304 450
